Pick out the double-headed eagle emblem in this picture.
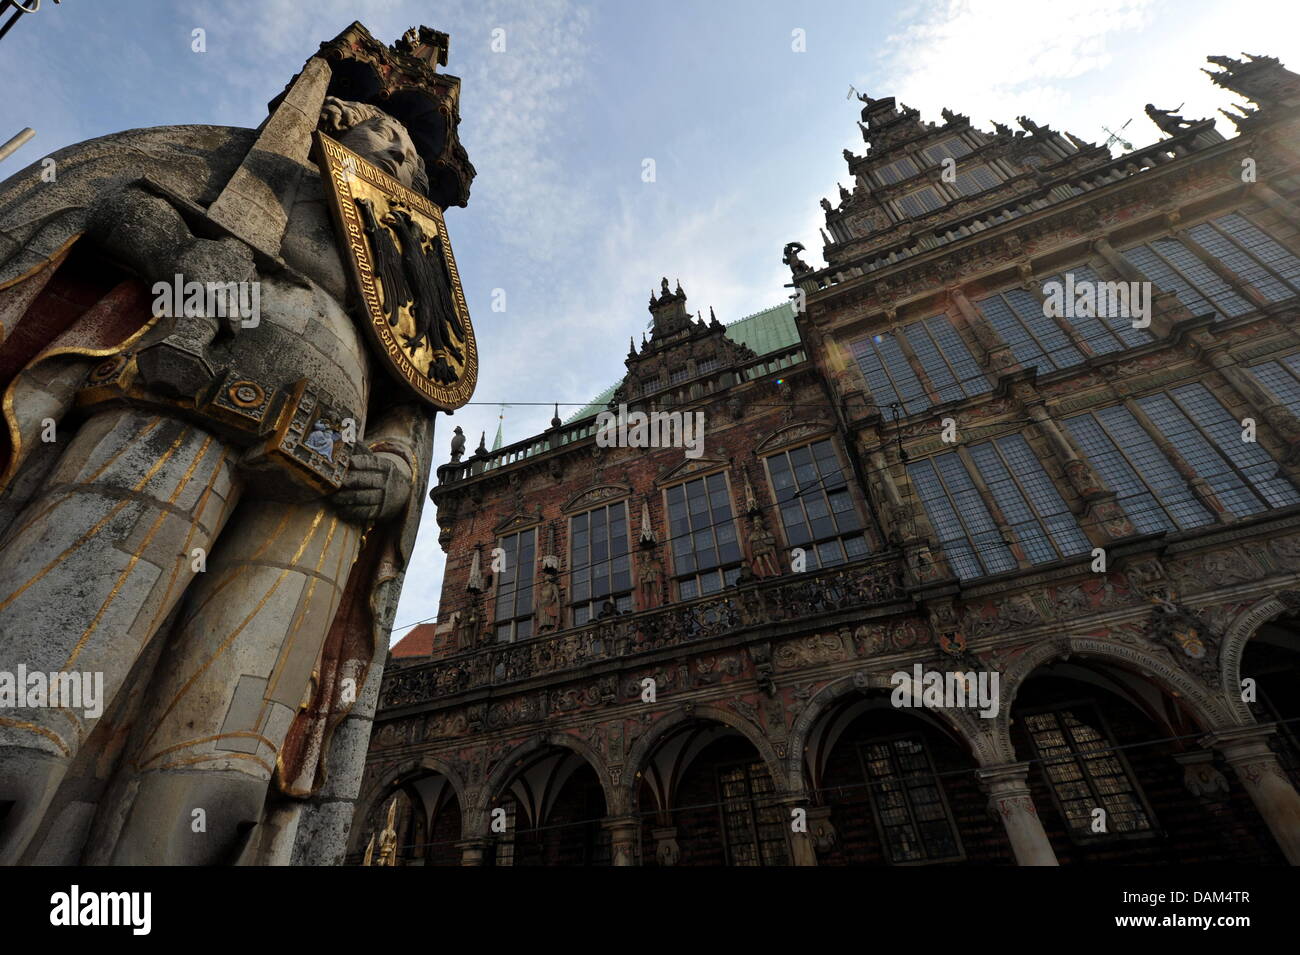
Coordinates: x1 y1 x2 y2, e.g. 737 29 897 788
314 132 477 411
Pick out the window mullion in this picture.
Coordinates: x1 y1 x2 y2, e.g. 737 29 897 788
1123 397 1235 524
954 445 1030 568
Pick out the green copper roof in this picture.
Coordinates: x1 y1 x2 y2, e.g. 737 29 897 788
565 300 800 423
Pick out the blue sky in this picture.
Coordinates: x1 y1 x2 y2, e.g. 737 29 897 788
3 0 1298 640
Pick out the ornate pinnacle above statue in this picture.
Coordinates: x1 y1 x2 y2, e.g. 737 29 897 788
467 545 486 593
639 498 658 547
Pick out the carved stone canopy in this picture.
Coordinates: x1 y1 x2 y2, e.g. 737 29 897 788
292 21 476 208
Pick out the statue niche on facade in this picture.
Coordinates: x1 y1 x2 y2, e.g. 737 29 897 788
0 22 476 866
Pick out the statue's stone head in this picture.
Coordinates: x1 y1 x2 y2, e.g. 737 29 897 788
320 96 430 195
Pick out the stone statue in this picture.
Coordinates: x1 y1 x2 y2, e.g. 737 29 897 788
450 425 466 462
638 547 665 611
374 797 399 866
455 601 481 650
0 23 474 865
1145 102 1200 135
782 241 812 276
537 570 564 633
747 513 781 578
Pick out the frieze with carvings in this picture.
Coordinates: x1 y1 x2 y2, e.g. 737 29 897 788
380 555 906 707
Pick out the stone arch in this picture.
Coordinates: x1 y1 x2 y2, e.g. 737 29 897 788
622 704 788 806
1220 595 1300 724
785 671 1001 799
992 636 1241 763
351 755 469 854
469 730 616 833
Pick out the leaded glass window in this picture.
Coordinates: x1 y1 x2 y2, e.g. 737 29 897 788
976 286 1084 372
908 437 1088 581
921 136 973 166
1064 405 1211 533
570 502 632 626
717 761 789 866
901 314 990 403
765 440 868 570
1137 384 1300 514
1187 213 1300 303
1120 236 1252 320
952 162 1001 196
849 331 929 416
968 435 1092 564
494 529 536 642
860 736 963 864
1041 265 1154 355
893 185 945 218
872 155 920 185
666 473 742 599
1251 353 1300 415
1023 707 1152 838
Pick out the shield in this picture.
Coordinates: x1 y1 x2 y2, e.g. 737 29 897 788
313 131 477 411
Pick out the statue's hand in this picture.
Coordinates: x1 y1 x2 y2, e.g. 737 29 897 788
170 235 259 337
332 450 412 526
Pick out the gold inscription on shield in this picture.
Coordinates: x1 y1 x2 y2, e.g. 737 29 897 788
313 131 477 412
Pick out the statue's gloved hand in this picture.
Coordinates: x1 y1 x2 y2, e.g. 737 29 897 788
170 235 259 337
332 450 412 526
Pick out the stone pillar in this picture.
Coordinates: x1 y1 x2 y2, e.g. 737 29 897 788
977 763 1059 866
1203 725 1300 865
1023 399 1134 544
290 638 390 866
458 838 489 866
651 826 681 866
602 814 640 866
1253 181 1300 223
950 287 1018 375
778 799 819 866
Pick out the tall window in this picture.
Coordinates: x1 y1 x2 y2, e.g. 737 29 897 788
1120 236 1252 320
1251 353 1300 415
765 440 868 570
976 285 1084 372
850 316 987 417
976 265 1153 373
1138 384 1300 515
1186 212 1300 303
860 736 963 864
717 761 789 866
1022 706 1153 838
920 136 972 166
908 435 1089 580
952 163 1002 196
1042 266 1153 355
850 331 930 416
493 528 536 642
570 502 632 625
1063 405 1211 533
902 314 990 403
1065 385 1300 533
892 184 945 218
492 798 517 866
872 155 919 185
666 473 741 599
